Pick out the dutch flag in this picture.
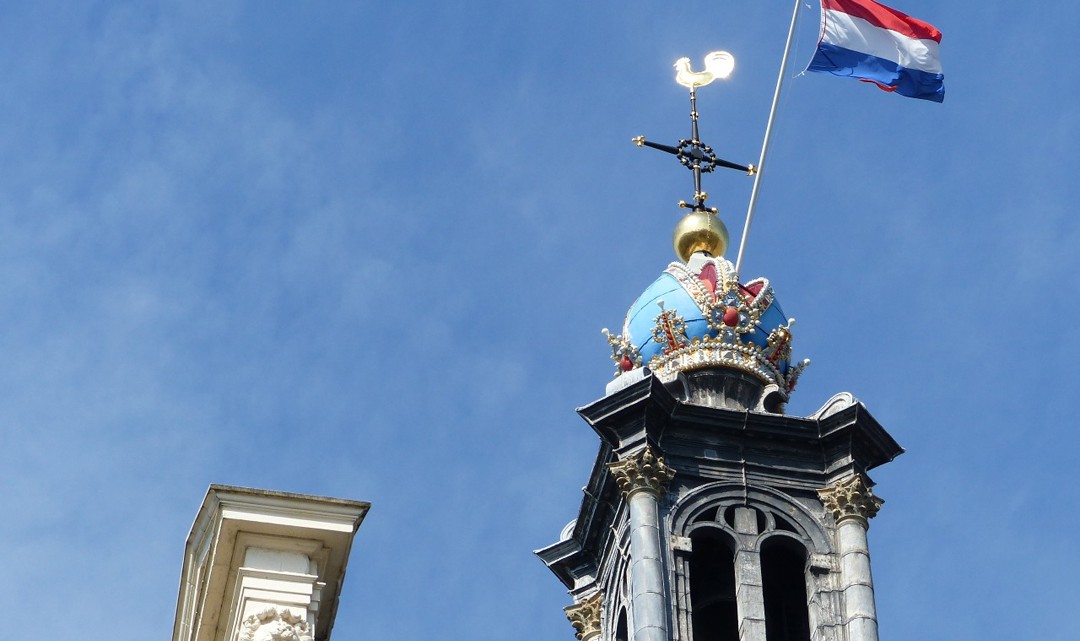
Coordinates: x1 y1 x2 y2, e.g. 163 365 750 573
809 0 944 103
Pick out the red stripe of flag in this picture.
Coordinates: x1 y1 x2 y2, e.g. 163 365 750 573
821 0 941 43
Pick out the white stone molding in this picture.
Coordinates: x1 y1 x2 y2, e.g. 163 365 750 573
238 607 313 641
607 446 675 498
564 592 604 641
171 485 369 641
817 475 883 528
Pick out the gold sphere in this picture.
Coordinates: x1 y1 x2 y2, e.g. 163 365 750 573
673 210 729 262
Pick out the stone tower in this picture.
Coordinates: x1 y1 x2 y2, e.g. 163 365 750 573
537 47 905 641
536 234 902 641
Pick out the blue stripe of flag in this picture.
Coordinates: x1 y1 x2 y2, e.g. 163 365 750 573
809 42 944 103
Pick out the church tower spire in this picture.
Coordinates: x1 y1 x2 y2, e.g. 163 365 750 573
536 53 903 641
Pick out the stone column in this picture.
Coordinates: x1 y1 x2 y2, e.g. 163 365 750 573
609 446 675 641
818 476 884 641
565 592 604 641
733 507 767 641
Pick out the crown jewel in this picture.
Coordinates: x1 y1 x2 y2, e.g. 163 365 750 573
605 254 808 401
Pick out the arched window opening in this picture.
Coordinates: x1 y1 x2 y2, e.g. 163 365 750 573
694 506 719 524
689 530 739 641
722 506 737 528
761 538 811 641
614 609 628 641
773 514 797 534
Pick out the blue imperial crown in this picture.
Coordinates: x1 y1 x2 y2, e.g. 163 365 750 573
604 253 808 401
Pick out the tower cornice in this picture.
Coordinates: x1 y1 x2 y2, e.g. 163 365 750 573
540 371 902 587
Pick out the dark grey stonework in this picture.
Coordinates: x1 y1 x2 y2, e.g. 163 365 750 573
538 367 902 641
671 367 767 411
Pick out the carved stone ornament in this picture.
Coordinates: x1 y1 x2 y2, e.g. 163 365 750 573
818 475 884 527
237 607 313 641
564 592 603 641
608 446 675 498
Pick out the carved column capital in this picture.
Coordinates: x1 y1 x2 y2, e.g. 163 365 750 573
818 475 883 528
564 592 603 641
238 607 313 641
608 445 675 498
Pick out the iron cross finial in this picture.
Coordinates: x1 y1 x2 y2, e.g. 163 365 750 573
633 51 756 213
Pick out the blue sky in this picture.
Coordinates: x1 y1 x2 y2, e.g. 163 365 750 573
0 1 1076 639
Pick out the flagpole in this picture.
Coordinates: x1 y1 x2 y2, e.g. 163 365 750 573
734 0 803 275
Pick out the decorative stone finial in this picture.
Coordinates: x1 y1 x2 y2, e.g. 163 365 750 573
564 592 604 641
818 475 884 527
608 445 675 497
